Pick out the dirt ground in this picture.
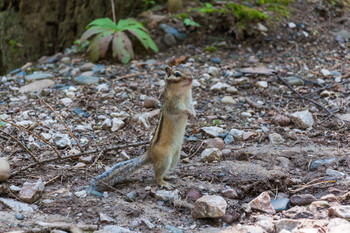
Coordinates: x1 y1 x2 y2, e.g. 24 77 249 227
1 1 350 232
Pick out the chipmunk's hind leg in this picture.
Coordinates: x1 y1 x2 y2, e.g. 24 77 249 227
153 153 173 189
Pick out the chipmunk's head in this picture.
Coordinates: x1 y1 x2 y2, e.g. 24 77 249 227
165 66 193 93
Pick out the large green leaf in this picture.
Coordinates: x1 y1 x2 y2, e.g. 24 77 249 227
116 19 141 31
112 32 132 64
88 18 118 31
127 27 158 52
99 34 113 58
80 27 101 43
89 34 103 62
121 32 134 60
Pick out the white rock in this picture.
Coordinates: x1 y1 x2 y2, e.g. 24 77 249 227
257 23 268 32
275 219 301 233
0 158 10 181
155 190 180 201
321 68 331 76
74 190 87 198
0 197 36 213
111 118 124 132
320 90 331 97
298 228 318 233
40 133 51 141
52 133 71 148
208 66 219 77
229 129 244 140
17 120 33 128
288 22 296 28
96 83 110 93
60 97 73 107
269 133 285 144
68 86 77 92
290 110 314 129
101 118 112 130
66 91 75 99
192 195 227 218
99 212 116 223
192 79 201 87
329 205 350 219
329 224 350 233
241 112 252 118
201 148 223 163
95 225 130 233
226 86 238 94
201 126 224 137
221 96 236 105
210 82 230 91
256 81 268 88
19 179 45 204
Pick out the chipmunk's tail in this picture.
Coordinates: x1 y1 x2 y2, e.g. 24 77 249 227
87 153 148 195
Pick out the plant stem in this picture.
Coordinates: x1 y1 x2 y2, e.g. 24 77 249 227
111 0 116 24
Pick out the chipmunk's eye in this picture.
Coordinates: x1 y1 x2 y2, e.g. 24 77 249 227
175 72 181 77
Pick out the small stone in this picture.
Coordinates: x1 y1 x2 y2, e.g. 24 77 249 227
25 72 53 81
60 97 73 107
81 71 94 76
75 75 99 85
271 198 290 212
321 68 331 76
99 212 116 223
288 22 296 28
15 213 24 220
201 148 223 163
222 188 238 199
241 112 252 118
298 228 318 233
239 67 275 75
192 79 201 87
329 205 350 219
222 214 238 224
221 96 236 105
126 191 137 201
290 110 314 129
144 97 159 108
191 195 227 218
61 57 71 64
101 118 112 130
211 57 221 64
210 82 230 91
74 190 87 198
111 118 124 132
10 185 21 192
142 218 155 229
273 115 291 126
75 125 86 133
0 197 35 213
275 219 300 233
226 86 238 94
257 23 268 32
204 138 225 150
79 155 93 164
329 224 350 233
19 79 55 93
229 129 244 140
311 200 329 207
73 162 86 169
287 76 304 86
155 190 180 201
248 56 259 63
96 83 109 93
326 168 346 178
290 194 316 206
224 135 234 145
201 126 224 137
320 90 331 97
249 191 276 214
80 62 95 72
320 194 337 202
92 64 106 74
19 179 44 204
0 158 10 182
165 225 182 233
309 157 338 171
96 225 130 233
187 190 201 201
269 133 285 144
163 33 177 46
256 81 268 88
52 133 71 148
208 66 219 77
17 120 34 128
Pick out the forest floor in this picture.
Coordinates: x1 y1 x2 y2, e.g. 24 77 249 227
1 1 350 233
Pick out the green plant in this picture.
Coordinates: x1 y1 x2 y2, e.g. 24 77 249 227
184 18 200 27
212 119 221 126
142 0 155 6
204 45 217 53
80 17 158 64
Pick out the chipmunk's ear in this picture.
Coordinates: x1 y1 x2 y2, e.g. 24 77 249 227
165 66 172 77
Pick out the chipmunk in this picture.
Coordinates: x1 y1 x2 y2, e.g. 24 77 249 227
88 66 195 195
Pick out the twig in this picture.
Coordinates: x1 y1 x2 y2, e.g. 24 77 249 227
0 130 39 163
44 175 61 186
36 95 83 152
10 141 150 177
290 180 336 193
275 75 338 120
117 72 146 80
110 0 116 24
0 118 61 158
188 141 204 159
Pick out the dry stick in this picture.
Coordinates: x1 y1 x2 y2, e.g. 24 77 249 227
290 180 336 193
36 95 83 152
110 0 116 24
0 130 39 163
274 75 338 120
10 141 150 177
0 118 61 158
188 141 204 159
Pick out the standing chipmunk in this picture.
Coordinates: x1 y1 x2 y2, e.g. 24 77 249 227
88 66 195 195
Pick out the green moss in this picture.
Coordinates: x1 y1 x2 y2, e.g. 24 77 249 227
226 2 268 22
173 12 189 19
204 45 217 53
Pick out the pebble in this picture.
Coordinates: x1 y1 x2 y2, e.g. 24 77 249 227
80 62 95 72
187 190 201 201
74 108 89 117
321 68 331 76
74 190 87 198
60 97 73 107
144 97 159 108
290 194 316 206
271 198 290 212
200 148 223 163
226 86 238 94
221 96 236 105
287 76 304 86
256 81 268 88
290 110 314 129
201 126 224 137
99 212 116 223
15 213 24 220
92 64 105 74
96 225 130 233
288 22 297 28
155 190 180 201
229 129 244 140
192 79 201 87
210 82 230 91
60 57 71 64
0 158 10 181
309 157 338 171
101 118 112 130
25 72 53 81
52 133 71 148
40 133 52 140
204 138 225 150
191 195 227 218
320 90 331 97
326 168 346 179
211 57 221 64
273 115 291 126
275 219 301 233
165 225 183 233
111 118 124 132
19 179 44 204
159 24 188 41
96 83 109 92
19 79 55 93
208 66 219 77
75 75 99 85
268 133 285 144
241 112 252 118
75 125 86 133
224 134 234 145
221 188 238 199
163 34 177 46
257 23 268 32
329 205 350 219
249 191 276 214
